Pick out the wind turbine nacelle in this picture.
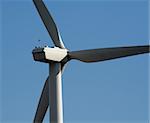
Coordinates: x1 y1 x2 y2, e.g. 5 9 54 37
32 47 68 62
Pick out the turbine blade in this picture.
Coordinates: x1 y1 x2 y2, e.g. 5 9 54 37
33 77 49 123
68 45 150 63
33 0 65 48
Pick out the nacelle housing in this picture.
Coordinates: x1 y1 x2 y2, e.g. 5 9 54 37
32 47 68 62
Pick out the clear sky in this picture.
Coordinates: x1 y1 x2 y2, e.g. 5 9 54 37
1 0 149 123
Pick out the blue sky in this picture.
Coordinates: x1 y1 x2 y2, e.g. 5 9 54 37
1 0 149 123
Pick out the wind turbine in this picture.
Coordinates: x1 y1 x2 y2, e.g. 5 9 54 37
32 0 150 123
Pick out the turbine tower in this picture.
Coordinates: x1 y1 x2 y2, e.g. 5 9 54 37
32 0 150 123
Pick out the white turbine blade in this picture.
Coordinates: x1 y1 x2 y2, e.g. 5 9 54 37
33 0 65 48
68 45 150 63
61 62 67 73
33 77 49 123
